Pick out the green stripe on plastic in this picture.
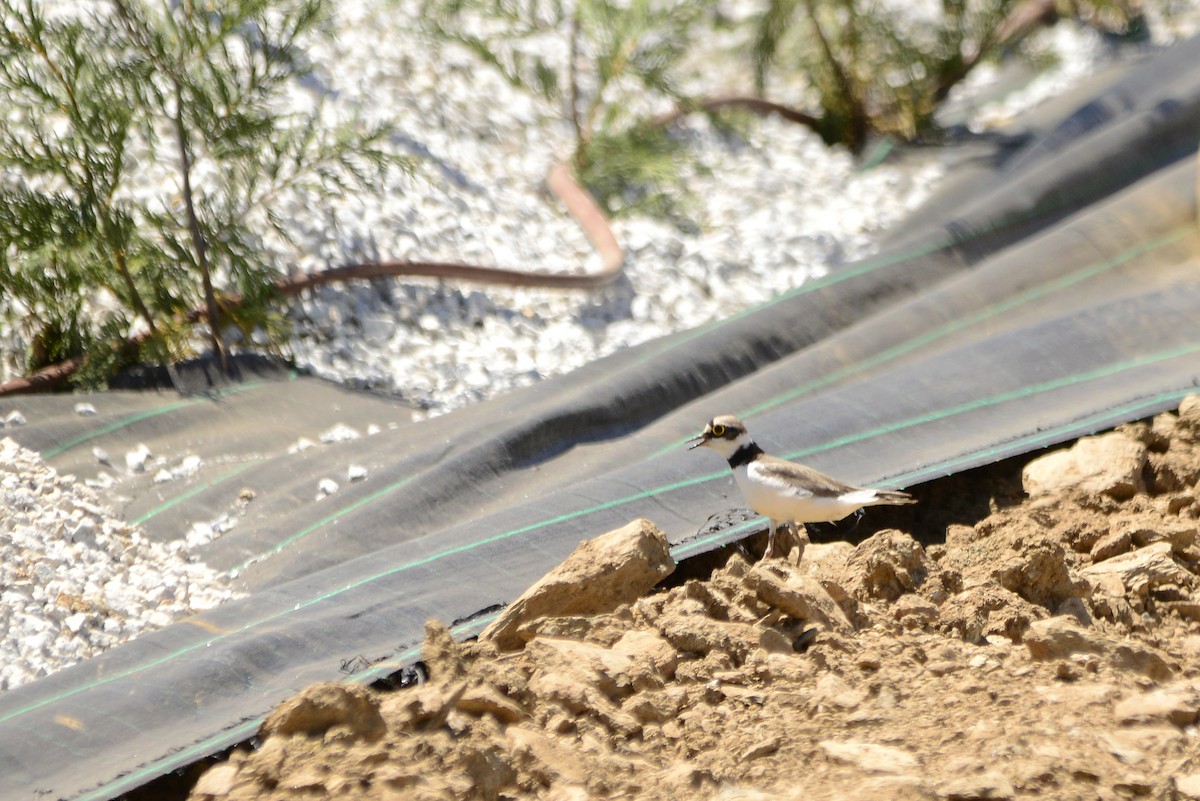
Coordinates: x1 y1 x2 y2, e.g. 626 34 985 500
42 381 267 459
230 472 420 575
131 462 257 526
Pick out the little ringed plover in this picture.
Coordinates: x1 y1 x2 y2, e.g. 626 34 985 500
689 414 915 558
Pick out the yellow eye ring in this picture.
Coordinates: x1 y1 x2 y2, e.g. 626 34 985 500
711 424 726 437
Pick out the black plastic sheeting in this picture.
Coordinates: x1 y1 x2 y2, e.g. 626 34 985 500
1 38 1200 801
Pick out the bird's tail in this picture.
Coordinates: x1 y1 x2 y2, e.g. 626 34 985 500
873 489 916 507
841 488 917 508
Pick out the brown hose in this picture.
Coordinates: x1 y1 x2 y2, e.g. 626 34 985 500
0 356 86 396
277 163 623 295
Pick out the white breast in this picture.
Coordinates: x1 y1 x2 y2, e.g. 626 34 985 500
733 463 869 524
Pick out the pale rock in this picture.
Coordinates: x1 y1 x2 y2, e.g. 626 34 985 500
1080 542 1193 597
73 403 97 417
1176 395 1200 443
801 541 859 577
316 478 339 499
0 439 237 691
153 469 174 484
347 464 368 482
743 560 853 632
1089 530 1131 562
936 770 1015 800
1119 514 1197 552
288 437 317 454
186 522 217 548
68 519 96 545
261 682 386 742
1175 773 1200 800
607 628 680 688
1022 433 1147 500
319 423 361 444
505 727 587 785
1113 680 1200 727
192 763 241 797
525 636 634 699
63 612 89 634
1105 725 1184 768
526 669 639 735
1023 616 1173 679
819 740 918 774
851 775 930 801
92 447 111 466
455 683 524 723
814 672 868 710
175 455 202 477
482 519 674 650
740 736 780 761
4 410 26 427
892 594 941 628
656 613 791 661
124 443 152 473
839 529 937 603
85 473 115 490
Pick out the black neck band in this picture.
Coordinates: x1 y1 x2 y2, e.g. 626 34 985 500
727 442 763 469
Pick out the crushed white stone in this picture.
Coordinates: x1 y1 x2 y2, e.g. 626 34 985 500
0 438 240 692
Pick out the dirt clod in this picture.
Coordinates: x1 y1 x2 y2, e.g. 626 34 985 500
481 518 674 650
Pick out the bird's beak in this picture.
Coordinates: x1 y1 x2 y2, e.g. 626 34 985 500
687 433 709 450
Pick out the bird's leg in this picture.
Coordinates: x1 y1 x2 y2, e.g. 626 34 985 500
771 520 798 564
785 521 809 565
847 507 865 532
764 519 777 560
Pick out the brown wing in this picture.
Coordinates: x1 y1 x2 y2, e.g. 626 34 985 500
750 456 859 498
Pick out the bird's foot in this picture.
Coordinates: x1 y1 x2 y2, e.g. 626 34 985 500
778 522 808 565
761 522 806 564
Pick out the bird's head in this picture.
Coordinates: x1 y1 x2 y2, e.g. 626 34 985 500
688 415 751 459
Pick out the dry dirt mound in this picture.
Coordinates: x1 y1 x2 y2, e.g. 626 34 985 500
187 398 1200 801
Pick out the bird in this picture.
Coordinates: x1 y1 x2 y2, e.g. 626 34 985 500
688 414 916 559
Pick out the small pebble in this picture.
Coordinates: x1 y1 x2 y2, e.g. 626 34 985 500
319 424 360 444
125 444 152 473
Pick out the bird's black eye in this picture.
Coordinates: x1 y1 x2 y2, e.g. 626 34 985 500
711 424 726 437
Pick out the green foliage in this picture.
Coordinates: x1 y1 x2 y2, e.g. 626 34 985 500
0 0 405 386
751 0 1025 151
420 0 713 216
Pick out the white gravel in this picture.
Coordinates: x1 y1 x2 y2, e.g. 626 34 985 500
0 438 239 691
280 0 946 414
2 0 1198 692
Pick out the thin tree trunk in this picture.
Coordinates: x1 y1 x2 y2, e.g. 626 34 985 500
802 0 867 150
113 244 160 338
173 78 228 372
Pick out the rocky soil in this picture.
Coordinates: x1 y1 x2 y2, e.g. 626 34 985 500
182 396 1200 801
